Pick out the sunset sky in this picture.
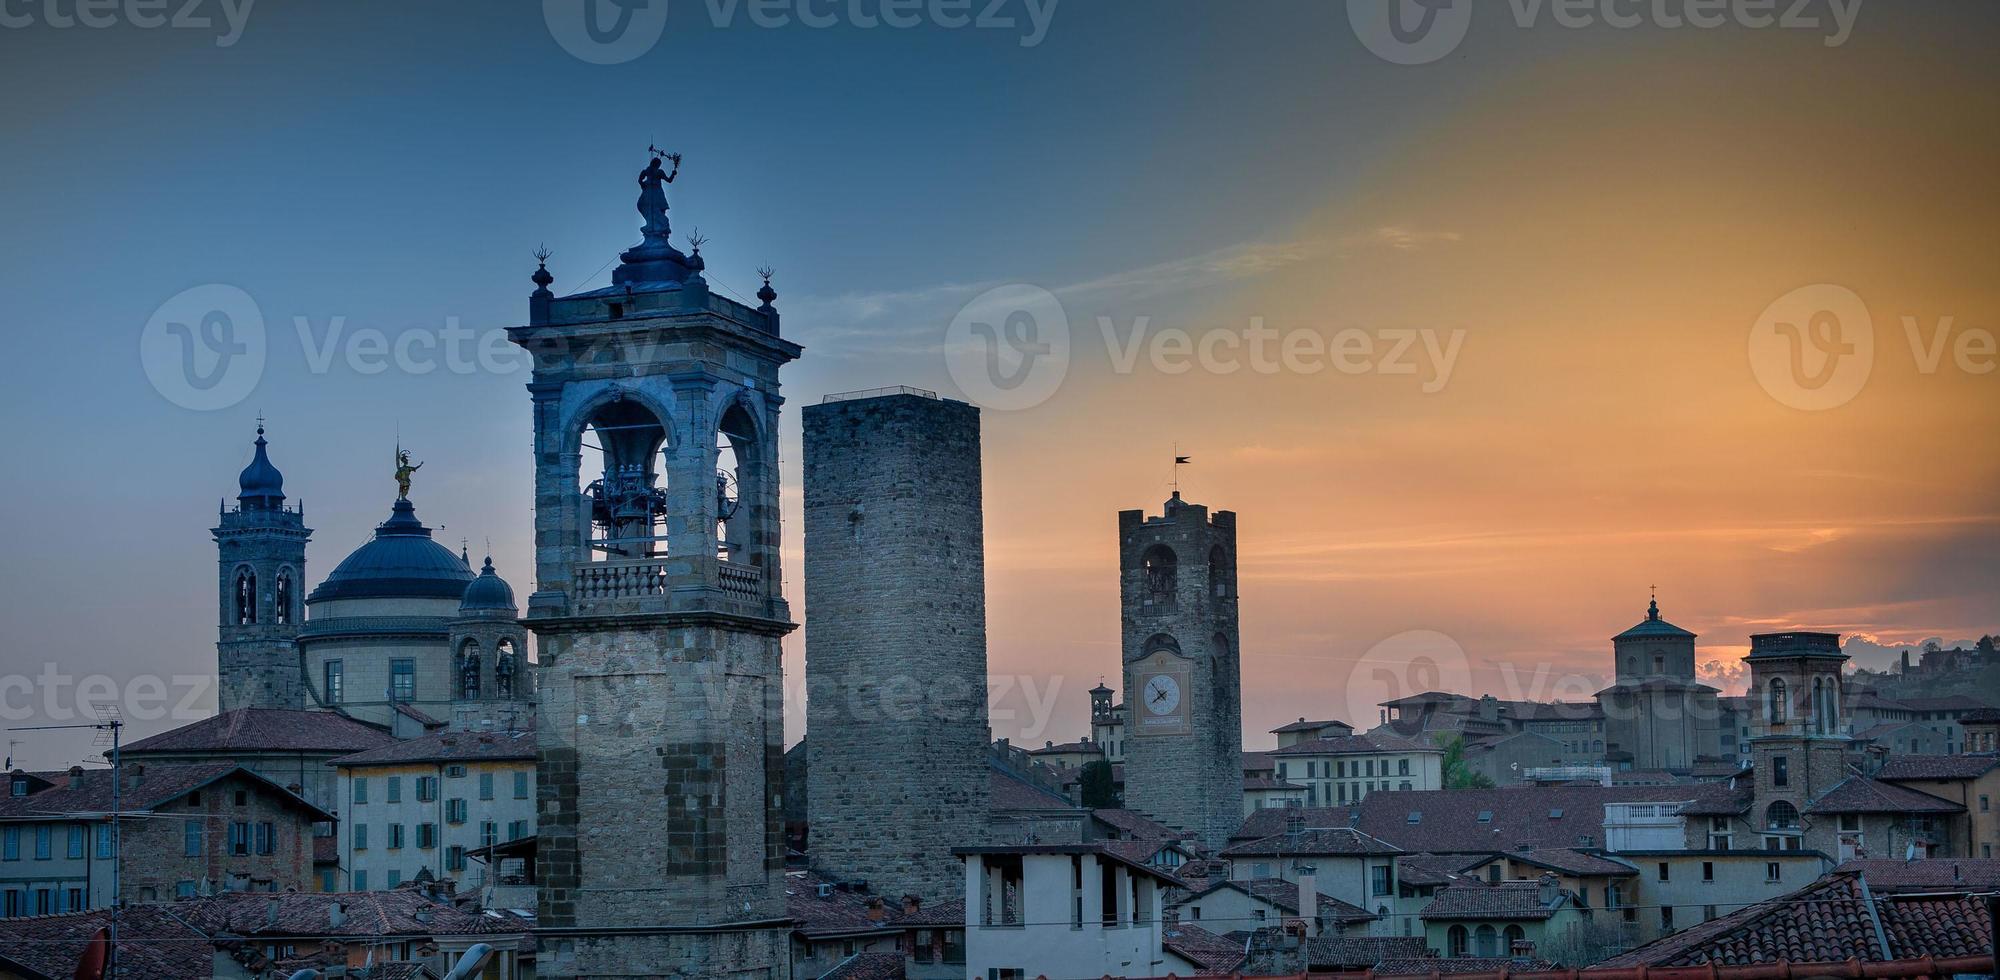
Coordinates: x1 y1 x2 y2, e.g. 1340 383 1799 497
1 2 1994 767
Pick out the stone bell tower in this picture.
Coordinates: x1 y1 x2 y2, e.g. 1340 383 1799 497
1118 492 1241 849
508 154 800 978
214 424 310 712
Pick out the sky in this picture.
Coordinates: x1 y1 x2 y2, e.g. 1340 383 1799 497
1 1 1995 769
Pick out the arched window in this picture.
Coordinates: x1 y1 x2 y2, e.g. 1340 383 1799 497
1447 925 1469 957
715 402 759 564
1765 800 1800 830
1142 633 1181 658
1767 678 1788 725
1503 924 1525 950
1819 677 1839 733
579 398 670 562
1474 924 1498 957
494 638 518 698
1141 545 1177 607
274 569 293 626
234 569 257 626
1207 545 1229 599
458 641 482 700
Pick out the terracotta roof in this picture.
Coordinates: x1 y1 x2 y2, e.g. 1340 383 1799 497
1271 718 1355 734
1268 733 1441 757
1189 878 1377 924
1676 778 1754 817
1244 776 1306 791
1480 847 1637 878
1233 806 1353 841
0 905 212 980
1960 706 2000 723
1803 776 1963 815
1219 827 1404 859
1242 750 1277 772
818 950 904 979
329 729 535 767
786 870 937 940
392 702 447 728
1832 858 2000 893
1874 754 2000 781
122 708 395 755
1091 807 1185 841
1590 871 1991 968
1250 785 1699 853
1162 922 1247 973
1397 853 1482 887
1302 935 1428 969
0 764 333 822
1026 739 1100 756
1894 695 1993 712
175 889 531 939
987 768 1077 811
1380 956 1557 974
1420 881 1570 920
1098 838 1191 868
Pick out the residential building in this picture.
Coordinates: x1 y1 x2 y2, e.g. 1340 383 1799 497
957 843 1181 980
0 764 330 915
784 870 964 980
117 707 395 813
1871 755 2000 859
0 904 214 979
328 728 535 892
1216 826 1403 927
1419 876 1588 962
1267 733 1443 805
175 888 533 978
1171 876 1377 936
1026 738 1104 771
1271 718 1356 748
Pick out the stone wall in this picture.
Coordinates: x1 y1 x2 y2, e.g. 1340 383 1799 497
213 504 309 712
122 771 318 901
1119 496 1242 850
802 392 991 901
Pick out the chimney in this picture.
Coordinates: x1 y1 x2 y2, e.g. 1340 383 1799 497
1295 865 1319 938
1537 872 1559 907
67 766 84 790
414 907 434 926
265 898 282 929
901 894 921 916
865 898 886 923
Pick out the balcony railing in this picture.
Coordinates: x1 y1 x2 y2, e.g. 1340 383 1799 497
572 558 669 599
717 560 763 598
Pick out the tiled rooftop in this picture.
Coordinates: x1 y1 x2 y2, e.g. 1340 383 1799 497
122 708 396 755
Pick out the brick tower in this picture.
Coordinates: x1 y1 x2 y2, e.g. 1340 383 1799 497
802 388 990 900
213 424 310 711
1119 492 1241 849
1744 631 1849 851
508 156 800 978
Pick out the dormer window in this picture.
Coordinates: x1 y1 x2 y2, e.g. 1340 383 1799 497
9 778 27 797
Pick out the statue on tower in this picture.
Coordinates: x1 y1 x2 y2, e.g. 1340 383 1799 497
637 148 680 241
394 448 423 499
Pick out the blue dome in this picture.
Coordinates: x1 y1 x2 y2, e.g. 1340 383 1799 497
307 498 476 603
459 556 518 613
237 428 285 504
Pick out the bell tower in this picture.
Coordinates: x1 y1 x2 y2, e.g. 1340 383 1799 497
1118 491 1241 849
1744 631 1849 850
213 424 310 711
508 153 800 978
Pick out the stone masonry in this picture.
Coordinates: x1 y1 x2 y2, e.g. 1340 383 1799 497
509 191 800 978
1119 493 1242 850
213 431 310 713
802 390 991 901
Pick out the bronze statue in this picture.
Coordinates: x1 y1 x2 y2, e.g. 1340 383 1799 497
395 448 423 499
637 150 680 240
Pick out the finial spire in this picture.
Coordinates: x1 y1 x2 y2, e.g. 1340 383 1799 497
1648 585 1660 621
756 265 777 312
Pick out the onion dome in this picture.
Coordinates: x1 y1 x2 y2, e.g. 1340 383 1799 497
237 425 286 506
459 556 518 614
306 498 476 603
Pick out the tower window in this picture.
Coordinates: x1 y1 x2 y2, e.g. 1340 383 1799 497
390 659 415 701
1767 678 1788 725
234 568 258 625
274 569 293 626
458 641 482 700
323 660 343 705
1765 800 1800 830
1141 545 1177 606
1206 545 1229 599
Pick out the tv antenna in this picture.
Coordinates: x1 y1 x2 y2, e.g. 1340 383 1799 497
12 702 126 978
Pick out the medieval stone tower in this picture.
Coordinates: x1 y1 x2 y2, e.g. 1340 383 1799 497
447 554 536 731
508 157 799 978
802 388 990 901
213 425 310 711
1744 631 1849 851
1119 492 1241 849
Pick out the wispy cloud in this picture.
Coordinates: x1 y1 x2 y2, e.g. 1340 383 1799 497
1343 225 1465 252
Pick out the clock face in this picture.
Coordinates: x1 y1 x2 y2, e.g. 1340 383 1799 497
1143 674 1183 716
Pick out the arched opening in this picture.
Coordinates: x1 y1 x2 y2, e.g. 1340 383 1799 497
274 568 293 626
458 640 482 700
580 398 670 561
1767 678 1788 725
1142 633 1181 658
1206 545 1229 599
1141 544 1177 608
1474 925 1498 957
234 568 257 626
494 638 518 698
715 402 758 564
1503 924 1525 951
1447 925 1469 957
1765 800 1800 830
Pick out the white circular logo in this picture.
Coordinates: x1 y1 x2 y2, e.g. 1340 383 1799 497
944 283 1071 412
543 0 670 65
1347 0 1473 66
139 284 266 411
1342 629 1472 729
1748 283 1874 411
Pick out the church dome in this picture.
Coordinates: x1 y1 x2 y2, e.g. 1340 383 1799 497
1614 598 1696 641
459 556 518 613
307 498 475 603
237 427 286 504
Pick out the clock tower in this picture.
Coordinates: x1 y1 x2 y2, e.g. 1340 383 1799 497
1118 492 1241 849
